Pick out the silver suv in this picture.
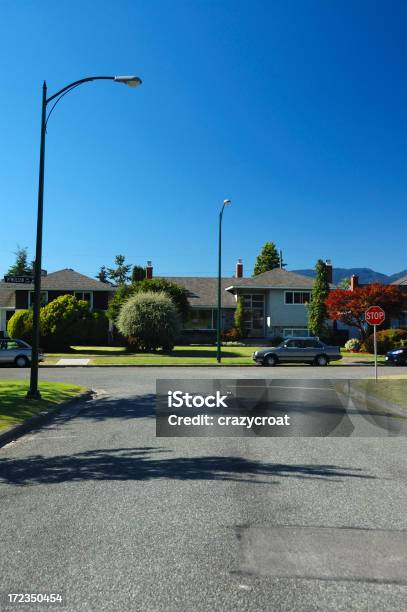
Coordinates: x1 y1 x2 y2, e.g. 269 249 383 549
0 339 44 367
252 337 342 366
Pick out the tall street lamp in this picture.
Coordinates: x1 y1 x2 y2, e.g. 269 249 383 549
216 199 232 364
27 75 142 399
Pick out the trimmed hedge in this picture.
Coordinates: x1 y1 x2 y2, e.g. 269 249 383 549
117 291 180 351
7 310 33 342
362 328 407 354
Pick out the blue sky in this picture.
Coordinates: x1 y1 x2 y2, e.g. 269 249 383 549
0 0 406 278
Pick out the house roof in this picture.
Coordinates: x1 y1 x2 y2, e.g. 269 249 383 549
225 268 316 290
162 277 237 308
392 275 407 286
0 268 116 298
0 269 115 294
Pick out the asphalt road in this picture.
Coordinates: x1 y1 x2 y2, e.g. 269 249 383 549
0 366 406 611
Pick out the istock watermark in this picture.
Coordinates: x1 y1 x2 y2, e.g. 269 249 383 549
155 379 407 438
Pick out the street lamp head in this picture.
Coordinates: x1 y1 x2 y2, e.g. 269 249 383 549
223 199 232 206
114 75 142 87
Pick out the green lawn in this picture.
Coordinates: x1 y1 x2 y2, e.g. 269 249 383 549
0 380 85 431
40 345 386 366
350 378 407 408
42 345 259 365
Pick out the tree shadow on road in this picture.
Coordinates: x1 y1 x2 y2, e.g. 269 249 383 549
80 394 157 421
0 447 375 487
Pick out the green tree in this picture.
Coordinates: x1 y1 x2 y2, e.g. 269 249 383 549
40 294 90 350
253 242 280 276
107 255 131 285
338 277 350 290
133 278 190 321
96 266 109 283
7 246 33 276
117 291 180 351
233 297 245 338
307 259 330 337
107 284 133 324
131 265 145 283
7 310 33 342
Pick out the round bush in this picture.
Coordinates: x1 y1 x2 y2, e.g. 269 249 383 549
40 294 90 350
117 291 180 351
7 310 33 342
344 338 361 352
362 328 407 354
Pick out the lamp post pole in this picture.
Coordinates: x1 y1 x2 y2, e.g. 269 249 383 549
216 199 231 364
26 82 47 399
26 75 142 399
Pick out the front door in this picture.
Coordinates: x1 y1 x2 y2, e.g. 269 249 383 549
243 294 265 338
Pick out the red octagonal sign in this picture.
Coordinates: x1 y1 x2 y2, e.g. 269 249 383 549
365 305 385 326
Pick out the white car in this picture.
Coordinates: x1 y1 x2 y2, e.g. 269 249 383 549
0 339 44 367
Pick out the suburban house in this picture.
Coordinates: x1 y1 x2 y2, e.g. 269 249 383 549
348 272 407 330
0 269 115 335
161 259 333 341
11 259 405 343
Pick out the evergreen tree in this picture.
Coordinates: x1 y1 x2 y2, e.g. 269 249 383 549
131 265 145 283
338 277 350 290
307 259 330 337
96 266 109 284
253 242 280 276
7 246 33 276
107 255 131 285
234 297 245 338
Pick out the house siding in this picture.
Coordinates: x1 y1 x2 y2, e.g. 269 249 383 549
265 289 309 333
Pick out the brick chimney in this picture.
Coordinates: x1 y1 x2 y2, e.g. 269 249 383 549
350 274 359 291
235 258 243 278
325 259 333 284
146 261 153 279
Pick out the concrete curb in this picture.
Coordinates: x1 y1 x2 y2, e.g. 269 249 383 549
0 389 93 449
37 362 389 368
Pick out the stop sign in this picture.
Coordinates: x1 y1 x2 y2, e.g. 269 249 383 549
365 305 385 326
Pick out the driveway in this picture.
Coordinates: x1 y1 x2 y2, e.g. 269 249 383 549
0 366 406 611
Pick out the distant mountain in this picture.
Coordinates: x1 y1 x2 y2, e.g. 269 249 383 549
292 268 407 285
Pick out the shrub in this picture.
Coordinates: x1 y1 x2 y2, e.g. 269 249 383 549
221 327 241 342
117 291 180 351
40 295 90 351
133 278 190 321
107 284 133 324
83 310 109 345
344 338 361 352
7 310 33 342
233 298 245 338
362 328 407 354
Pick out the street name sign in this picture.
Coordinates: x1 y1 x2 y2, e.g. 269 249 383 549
4 275 34 284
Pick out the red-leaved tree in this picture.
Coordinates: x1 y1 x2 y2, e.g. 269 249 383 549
325 284 404 340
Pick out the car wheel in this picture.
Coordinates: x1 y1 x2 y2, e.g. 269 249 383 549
264 354 277 367
315 354 328 367
15 356 29 368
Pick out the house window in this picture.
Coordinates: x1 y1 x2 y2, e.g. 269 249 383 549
74 292 92 305
242 294 265 336
283 328 311 337
183 309 215 330
29 291 47 308
285 291 311 305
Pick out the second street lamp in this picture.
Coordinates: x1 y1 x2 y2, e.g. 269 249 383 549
216 199 232 364
27 75 142 399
